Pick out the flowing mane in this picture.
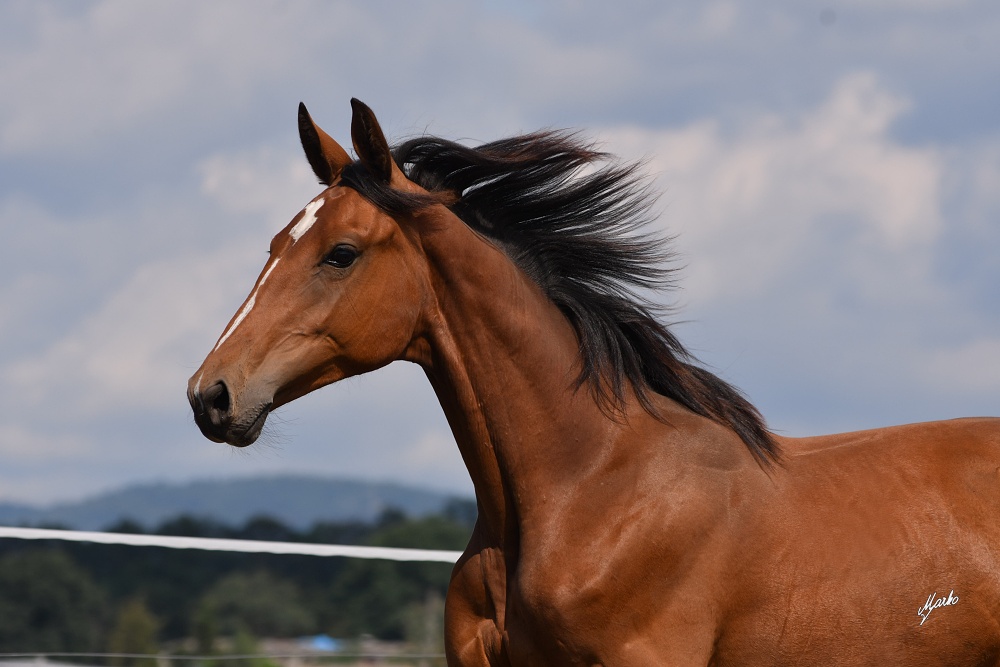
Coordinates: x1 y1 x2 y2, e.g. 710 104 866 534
339 131 779 467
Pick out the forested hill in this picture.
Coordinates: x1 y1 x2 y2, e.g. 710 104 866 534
0 475 469 530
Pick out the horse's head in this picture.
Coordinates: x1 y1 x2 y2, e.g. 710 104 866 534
188 100 434 446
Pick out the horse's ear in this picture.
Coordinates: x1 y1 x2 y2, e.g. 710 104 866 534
350 98 394 184
298 102 352 186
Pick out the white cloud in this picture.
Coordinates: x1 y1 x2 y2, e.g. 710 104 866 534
699 2 740 37
586 71 1000 433
1 2 999 504
5 246 259 416
199 146 320 220
1 140 330 418
0 1 356 155
6 69 995 445
0 424 92 465
603 72 945 304
397 431 470 491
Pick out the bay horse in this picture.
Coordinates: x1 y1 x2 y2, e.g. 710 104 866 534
188 99 1000 665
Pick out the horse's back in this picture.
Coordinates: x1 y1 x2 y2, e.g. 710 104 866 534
780 415 1000 456
774 416 1000 575
779 416 1000 510
716 417 1000 665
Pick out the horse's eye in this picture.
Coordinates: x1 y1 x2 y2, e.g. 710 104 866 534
323 244 358 269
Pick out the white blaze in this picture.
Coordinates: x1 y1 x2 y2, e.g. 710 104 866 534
289 198 324 243
213 258 281 351
212 196 324 353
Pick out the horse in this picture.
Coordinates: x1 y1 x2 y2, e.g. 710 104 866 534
187 99 1000 665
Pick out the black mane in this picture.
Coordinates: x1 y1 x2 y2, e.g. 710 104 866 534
340 131 779 467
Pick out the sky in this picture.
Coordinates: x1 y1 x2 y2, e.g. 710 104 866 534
0 1 998 505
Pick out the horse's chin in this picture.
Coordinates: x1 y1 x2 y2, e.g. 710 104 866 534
195 403 271 447
225 405 271 447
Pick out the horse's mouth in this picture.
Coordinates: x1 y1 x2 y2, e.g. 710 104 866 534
226 404 271 447
192 400 271 448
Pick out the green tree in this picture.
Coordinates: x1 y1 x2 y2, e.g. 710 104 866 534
326 558 420 639
197 570 315 638
193 604 219 655
403 591 445 663
323 514 468 640
0 549 108 651
231 624 280 667
109 597 159 667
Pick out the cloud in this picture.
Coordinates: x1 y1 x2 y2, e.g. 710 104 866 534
593 71 1000 431
199 146 320 220
1 2 999 504
0 137 470 502
3 140 325 418
397 431 472 492
603 72 945 304
0 424 92 465
0 1 323 155
6 247 257 416
6 69 998 455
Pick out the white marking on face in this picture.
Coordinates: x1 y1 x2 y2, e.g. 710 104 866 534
289 198 324 243
213 258 282 352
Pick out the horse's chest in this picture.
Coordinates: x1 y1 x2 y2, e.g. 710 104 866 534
497 556 612 664
501 554 678 664
501 603 595 666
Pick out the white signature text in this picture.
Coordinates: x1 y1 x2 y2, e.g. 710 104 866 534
917 589 959 626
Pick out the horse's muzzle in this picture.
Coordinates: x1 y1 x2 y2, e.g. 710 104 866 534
188 380 268 447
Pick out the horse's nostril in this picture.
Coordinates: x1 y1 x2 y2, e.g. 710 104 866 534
190 379 234 443
212 385 230 413
203 381 230 417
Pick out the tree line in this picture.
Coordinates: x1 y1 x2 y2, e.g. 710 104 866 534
0 499 476 654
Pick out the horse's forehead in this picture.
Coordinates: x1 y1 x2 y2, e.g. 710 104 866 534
280 187 353 244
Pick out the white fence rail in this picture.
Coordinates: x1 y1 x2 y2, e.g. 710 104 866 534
0 526 462 563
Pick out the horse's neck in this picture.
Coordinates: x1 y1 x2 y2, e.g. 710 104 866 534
415 219 630 545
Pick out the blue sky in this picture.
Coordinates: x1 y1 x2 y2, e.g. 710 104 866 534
1 1 998 504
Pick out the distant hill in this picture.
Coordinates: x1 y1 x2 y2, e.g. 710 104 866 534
0 475 471 531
